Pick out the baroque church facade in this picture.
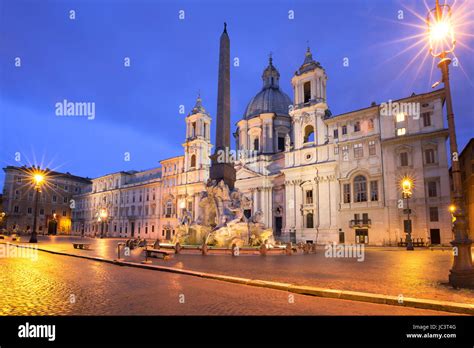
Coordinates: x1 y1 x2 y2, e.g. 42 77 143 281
71 30 452 246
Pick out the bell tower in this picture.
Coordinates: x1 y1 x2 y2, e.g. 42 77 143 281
291 47 327 106
290 47 329 150
183 94 212 178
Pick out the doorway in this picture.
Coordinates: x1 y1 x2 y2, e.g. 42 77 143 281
339 230 345 244
355 229 368 244
165 229 171 240
48 220 57 235
274 217 282 237
131 222 135 237
430 228 441 245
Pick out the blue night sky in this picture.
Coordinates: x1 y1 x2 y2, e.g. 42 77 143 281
1 0 473 189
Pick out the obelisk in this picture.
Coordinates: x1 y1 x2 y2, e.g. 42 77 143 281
210 22 236 189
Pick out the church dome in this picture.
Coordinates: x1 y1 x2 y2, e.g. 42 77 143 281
244 56 292 120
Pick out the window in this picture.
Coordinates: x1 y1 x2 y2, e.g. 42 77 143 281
52 195 57 203
362 213 369 224
14 206 19 213
354 121 361 132
165 201 173 217
429 207 439 222
191 122 196 137
62 210 67 217
63 196 68 204
428 181 437 197
343 184 351 203
422 112 431 127
303 125 315 143
333 129 339 139
203 123 207 138
303 81 311 103
306 212 314 228
425 149 435 164
368 118 374 131
27 207 32 214
190 154 196 168
278 136 285 152
370 181 378 201
396 113 405 122
354 176 367 202
253 137 259 151
40 208 44 215
342 125 347 135
397 128 406 136
334 146 339 155
354 143 363 158
369 141 376 156
342 146 349 161
400 152 409 167
305 190 313 204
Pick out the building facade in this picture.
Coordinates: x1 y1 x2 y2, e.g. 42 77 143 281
458 138 474 238
71 96 212 240
233 48 452 246
1 166 91 234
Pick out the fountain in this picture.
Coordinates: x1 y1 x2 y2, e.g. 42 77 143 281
173 179 275 248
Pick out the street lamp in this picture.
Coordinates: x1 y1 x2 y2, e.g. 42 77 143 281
427 0 474 288
29 170 46 243
401 176 414 251
98 208 108 238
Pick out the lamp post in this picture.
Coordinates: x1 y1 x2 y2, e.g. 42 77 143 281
401 177 414 251
98 208 108 238
427 0 474 288
29 171 45 243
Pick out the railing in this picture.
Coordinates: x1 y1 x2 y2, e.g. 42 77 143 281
294 98 325 110
349 219 372 228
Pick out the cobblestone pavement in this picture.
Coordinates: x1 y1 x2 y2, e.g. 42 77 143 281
0 248 455 315
4 235 473 306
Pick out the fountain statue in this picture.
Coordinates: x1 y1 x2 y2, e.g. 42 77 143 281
175 179 275 248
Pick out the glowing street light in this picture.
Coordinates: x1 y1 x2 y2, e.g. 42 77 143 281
426 0 474 289
98 208 108 238
29 169 47 243
400 176 414 251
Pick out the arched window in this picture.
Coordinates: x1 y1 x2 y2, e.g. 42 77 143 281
306 212 314 228
354 175 367 202
304 125 315 143
190 154 196 168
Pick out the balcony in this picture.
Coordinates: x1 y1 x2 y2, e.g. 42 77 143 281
349 219 372 228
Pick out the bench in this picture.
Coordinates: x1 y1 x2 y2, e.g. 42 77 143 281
145 248 174 260
73 243 91 250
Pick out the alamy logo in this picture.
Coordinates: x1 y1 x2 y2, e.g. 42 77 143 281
216 148 258 164
380 99 420 120
324 243 365 262
18 322 56 341
55 99 95 120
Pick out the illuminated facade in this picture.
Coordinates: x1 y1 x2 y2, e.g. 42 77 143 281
1 166 91 234
234 49 452 246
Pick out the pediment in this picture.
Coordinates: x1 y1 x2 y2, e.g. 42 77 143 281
236 166 262 180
